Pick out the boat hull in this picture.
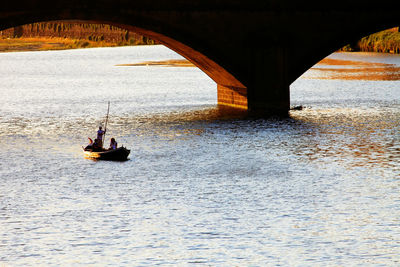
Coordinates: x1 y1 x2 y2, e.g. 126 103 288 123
83 147 130 161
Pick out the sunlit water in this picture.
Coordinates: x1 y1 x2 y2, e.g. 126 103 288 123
0 46 399 266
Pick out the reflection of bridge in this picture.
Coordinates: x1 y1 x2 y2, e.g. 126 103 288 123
1 1 399 115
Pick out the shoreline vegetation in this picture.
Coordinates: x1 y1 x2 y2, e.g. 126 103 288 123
0 21 156 52
340 27 400 54
1 22 399 55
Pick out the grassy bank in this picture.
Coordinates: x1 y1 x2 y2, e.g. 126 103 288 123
0 37 155 52
0 22 156 52
341 27 400 54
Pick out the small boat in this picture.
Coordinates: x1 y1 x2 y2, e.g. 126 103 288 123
83 101 130 161
83 146 130 161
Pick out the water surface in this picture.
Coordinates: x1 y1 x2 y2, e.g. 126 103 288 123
0 47 399 266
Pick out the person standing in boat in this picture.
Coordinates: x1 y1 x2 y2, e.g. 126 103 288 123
96 126 106 148
109 137 118 150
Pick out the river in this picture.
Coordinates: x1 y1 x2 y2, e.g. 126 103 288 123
0 46 399 266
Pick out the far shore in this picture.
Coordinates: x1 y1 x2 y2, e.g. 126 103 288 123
0 37 142 52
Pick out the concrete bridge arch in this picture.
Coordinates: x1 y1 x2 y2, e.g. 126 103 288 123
1 1 399 115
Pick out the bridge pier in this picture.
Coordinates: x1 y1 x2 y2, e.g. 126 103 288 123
217 44 290 116
217 84 247 110
246 45 290 116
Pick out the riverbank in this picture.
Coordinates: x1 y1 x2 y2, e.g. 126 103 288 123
0 22 155 52
1 22 399 55
0 37 129 52
341 27 400 54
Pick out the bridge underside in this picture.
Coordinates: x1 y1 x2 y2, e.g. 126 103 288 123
122 26 249 110
1 1 400 116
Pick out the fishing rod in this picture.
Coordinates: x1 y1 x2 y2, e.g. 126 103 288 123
103 101 110 147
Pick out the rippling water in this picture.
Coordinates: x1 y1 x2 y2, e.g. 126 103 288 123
0 47 399 266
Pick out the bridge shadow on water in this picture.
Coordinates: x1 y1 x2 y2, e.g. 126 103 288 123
131 105 306 123
122 104 399 171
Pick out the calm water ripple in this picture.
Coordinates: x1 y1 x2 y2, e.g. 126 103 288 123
0 47 399 266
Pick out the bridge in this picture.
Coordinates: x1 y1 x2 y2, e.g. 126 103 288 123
1 1 399 115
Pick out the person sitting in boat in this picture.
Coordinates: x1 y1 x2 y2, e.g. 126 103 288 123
109 137 118 150
96 126 106 148
92 138 102 151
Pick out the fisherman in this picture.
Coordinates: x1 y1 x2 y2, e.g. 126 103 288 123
109 137 118 150
96 126 105 148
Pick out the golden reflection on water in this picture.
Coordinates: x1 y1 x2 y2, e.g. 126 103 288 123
144 105 249 122
116 104 399 172
304 57 400 80
290 108 399 170
294 54 400 170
